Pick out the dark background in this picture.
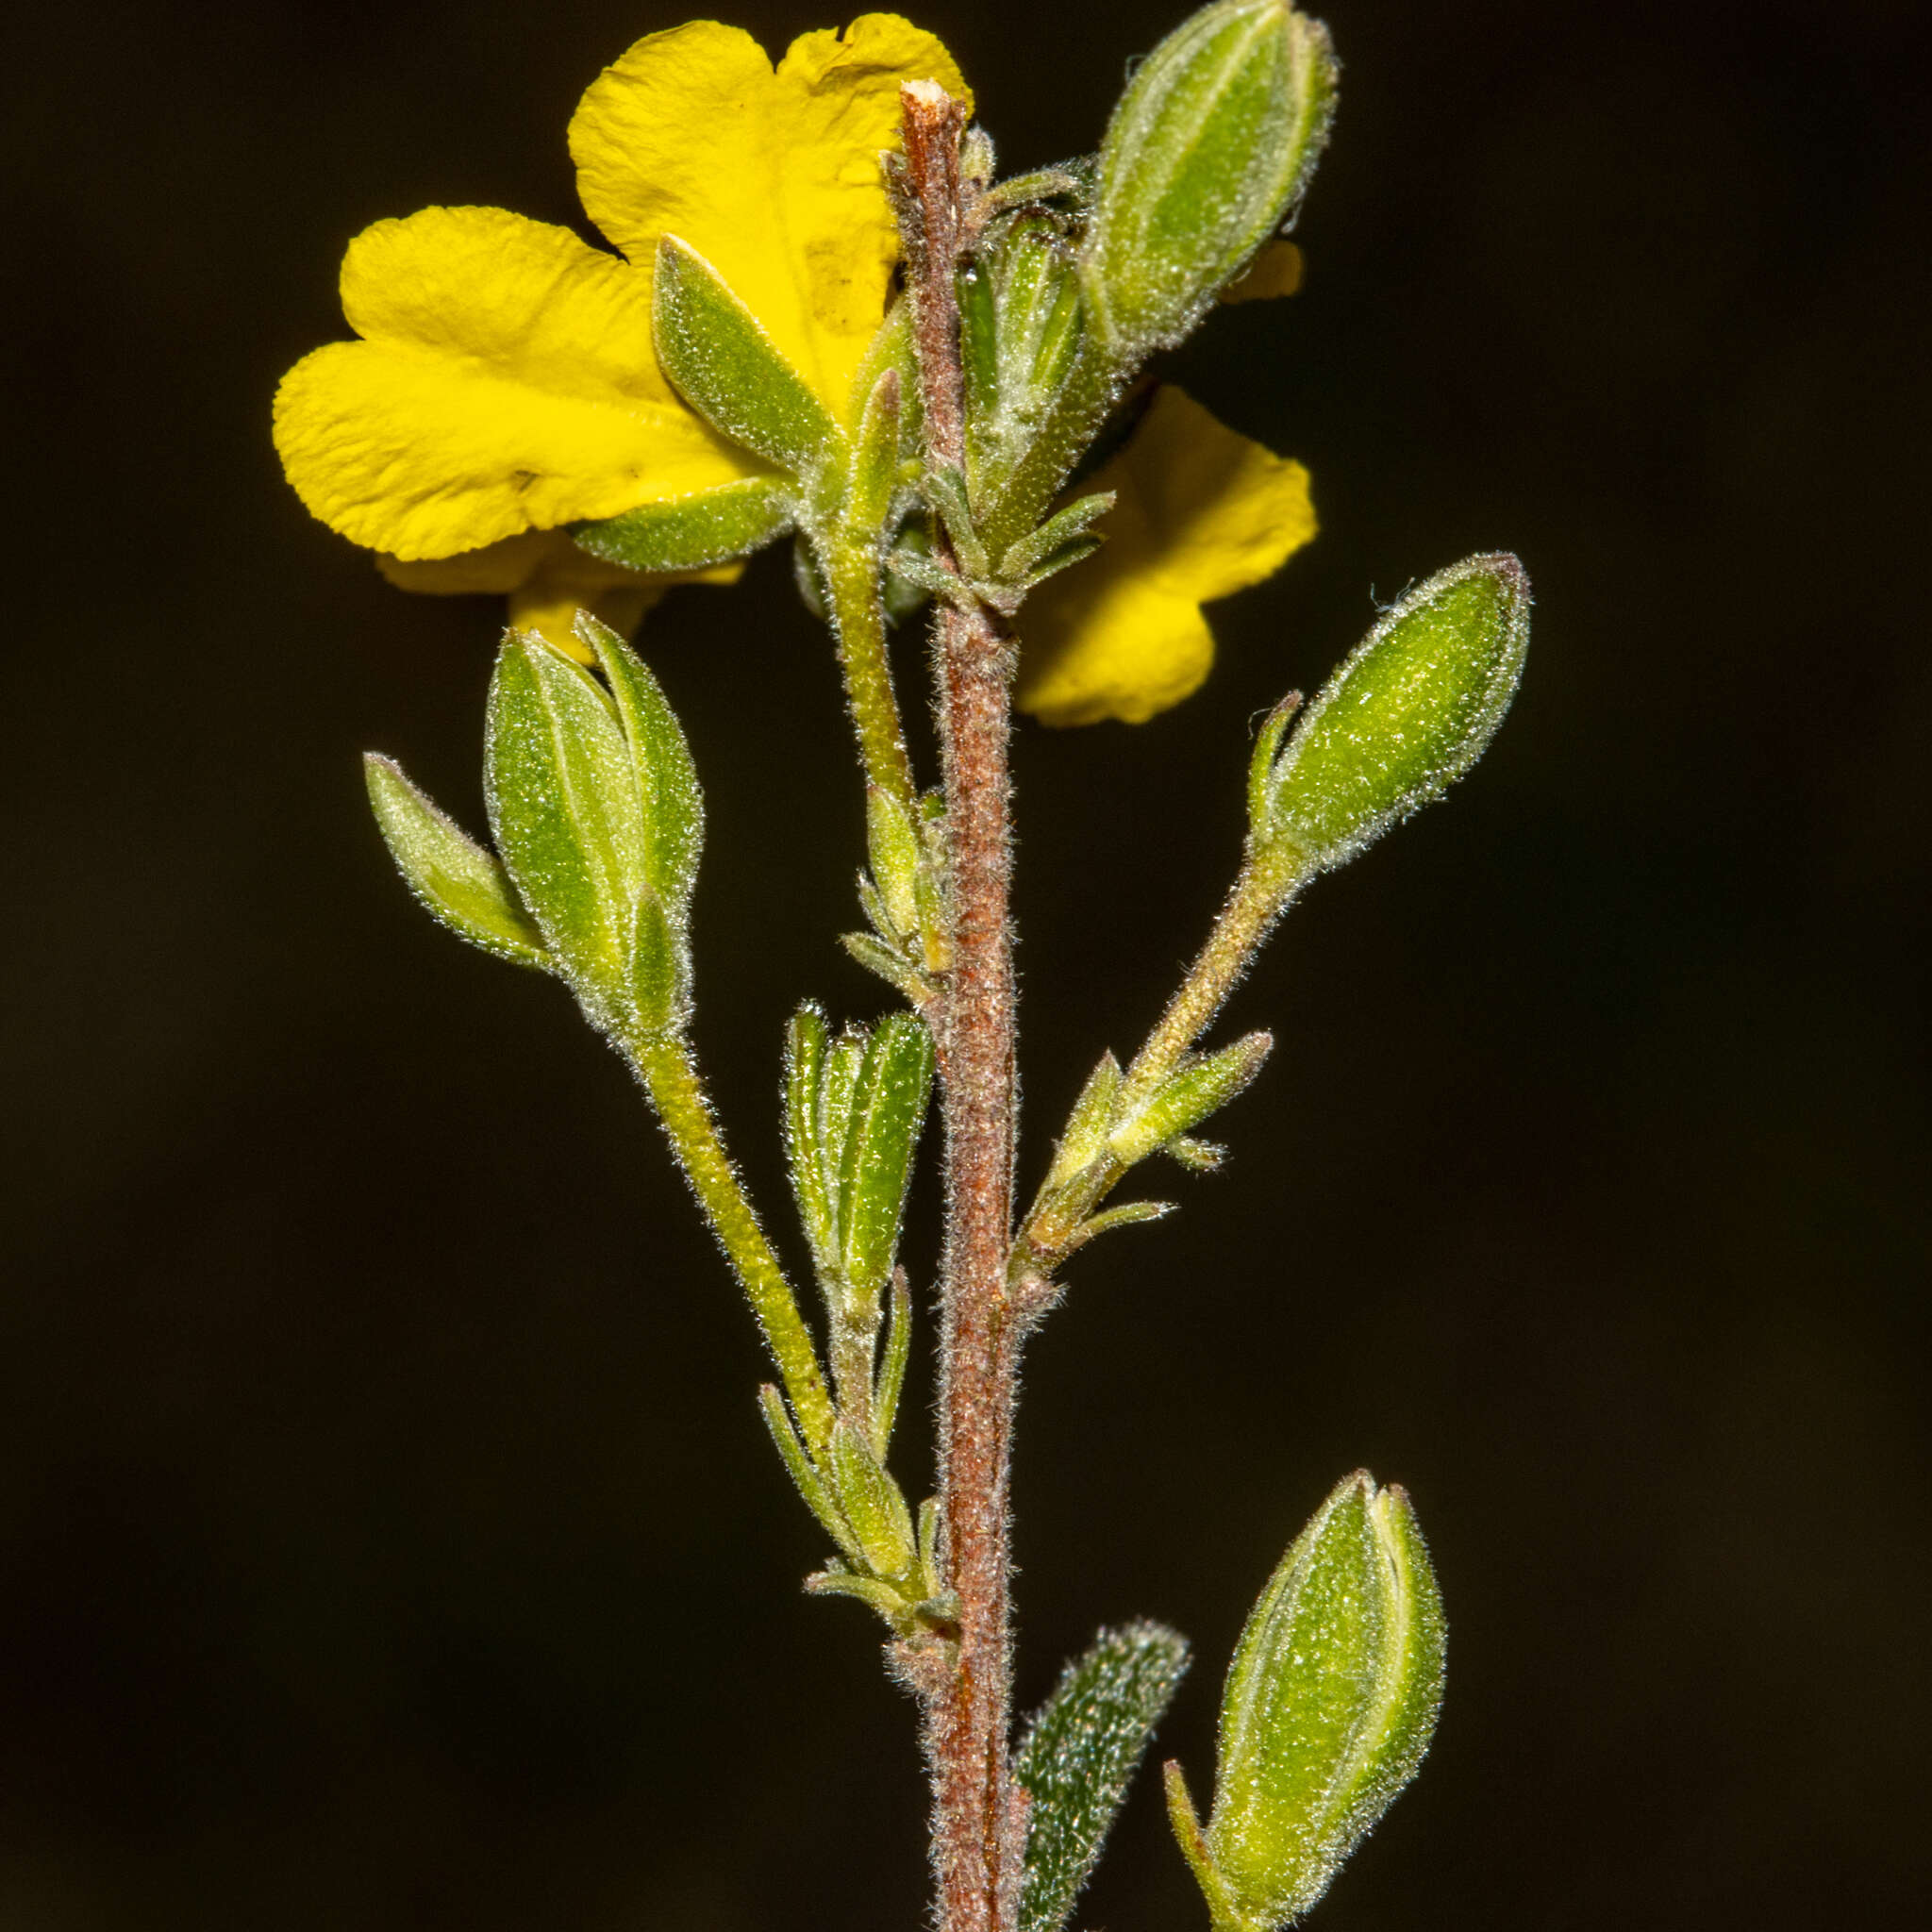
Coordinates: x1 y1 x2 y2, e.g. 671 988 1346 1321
5 0 1926 1925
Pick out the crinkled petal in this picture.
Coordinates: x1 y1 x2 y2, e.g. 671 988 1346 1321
275 206 756 559
1016 387 1317 726
378 529 740 662
570 15 969 416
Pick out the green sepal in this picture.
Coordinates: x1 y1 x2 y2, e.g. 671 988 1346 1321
572 475 795 574
1108 1032 1273 1167
653 236 841 477
1244 692 1302 843
484 633 644 1027
627 884 691 1039
1082 0 1338 363
362 754 552 971
1203 1472 1447 1928
836 1012 937 1305
1260 554 1531 871
828 1418 918 1579
1015 1621 1192 1932
576 614 703 914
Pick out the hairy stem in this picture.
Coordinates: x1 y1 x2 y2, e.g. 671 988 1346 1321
627 1032 835 1453
821 533 917 808
1019 843 1308 1272
901 80 1024 1932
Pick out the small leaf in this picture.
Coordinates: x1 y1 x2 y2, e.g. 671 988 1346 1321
997 491 1115 581
758 1384 858 1560
923 466 990 580
576 615 704 914
841 929 939 1006
573 475 796 573
362 754 551 971
872 1270 913 1457
866 783 924 941
784 1002 835 1250
484 635 645 1024
848 366 907 534
1045 1051 1124 1189
1108 1033 1273 1167
653 236 841 476
1016 1620 1192 1932
828 1419 918 1579
836 1012 937 1304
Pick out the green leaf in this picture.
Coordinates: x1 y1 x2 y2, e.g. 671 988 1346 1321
1262 554 1531 870
1107 1033 1273 1167
362 754 552 971
576 615 704 913
1203 1472 1446 1928
653 236 841 477
836 1012 937 1304
997 491 1114 582
1016 1620 1192 1932
484 635 645 1025
828 1419 917 1579
872 1270 912 1457
865 783 924 941
847 366 907 535
841 929 939 1006
1082 1 1338 361
758 1383 858 1560
1045 1051 1124 1189
572 475 795 573
784 1004 839 1281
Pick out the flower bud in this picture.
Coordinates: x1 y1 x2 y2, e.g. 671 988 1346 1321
1169 1472 1445 1930
1257 553 1530 871
482 617 704 1037
1082 1 1338 362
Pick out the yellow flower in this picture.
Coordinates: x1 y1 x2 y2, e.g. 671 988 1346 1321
1015 387 1318 726
273 14 969 656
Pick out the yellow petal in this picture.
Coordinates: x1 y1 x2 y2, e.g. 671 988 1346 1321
570 15 969 417
1015 388 1317 727
1221 240 1304 303
378 529 742 662
275 206 755 560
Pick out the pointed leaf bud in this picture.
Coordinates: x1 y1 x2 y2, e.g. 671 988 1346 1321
1082 1 1338 363
1259 554 1530 871
1197 1471 1446 1929
1106 1032 1273 1168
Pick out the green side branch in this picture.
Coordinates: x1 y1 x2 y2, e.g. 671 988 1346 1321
627 1029 836 1452
820 534 918 810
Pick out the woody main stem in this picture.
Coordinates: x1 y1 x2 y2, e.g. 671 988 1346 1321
901 82 1023 1932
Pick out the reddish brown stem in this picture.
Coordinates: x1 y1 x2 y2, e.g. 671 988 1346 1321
899 82 1024 1932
